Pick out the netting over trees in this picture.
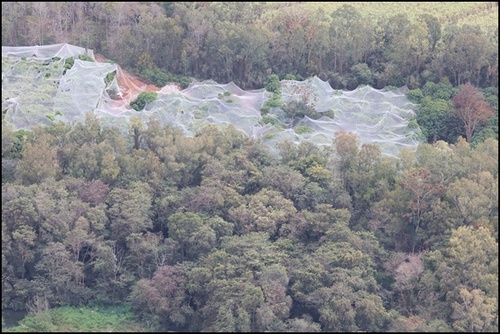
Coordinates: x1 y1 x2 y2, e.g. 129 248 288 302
2 43 423 157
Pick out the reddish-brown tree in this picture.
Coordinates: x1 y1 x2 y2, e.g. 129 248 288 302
452 83 494 142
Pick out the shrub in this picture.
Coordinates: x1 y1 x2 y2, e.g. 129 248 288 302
260 115 278 125
104 71 116 86
141 67 191 89
351 63 374 86
265 74 281 93
78 54 94 62
266 93 282 108
406 89 424 103
324 109 335 119
283 100 321 120
130 91 158 111
64 57 74 72
294 125 315 134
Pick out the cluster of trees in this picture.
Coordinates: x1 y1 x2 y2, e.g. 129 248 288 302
1 1 498 331
1 2 498 90
2 114 498 331
407 81 497 146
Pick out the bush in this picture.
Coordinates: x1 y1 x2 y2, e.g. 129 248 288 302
406 89 424 103
422 81 454 100
78 54 94 62
283 100 321 120
261 91 283 116
141 67 191 89
294 125 315 134
130 91 157 111
260 105 270 115
64 57 74 72
104 71 116 86
6 306 140 332
351 63 374 86
266 93 282 108
323 109 335 119
260 115 278 125
265 74 281 93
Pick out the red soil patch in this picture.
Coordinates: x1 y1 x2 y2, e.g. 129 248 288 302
95 53 161 108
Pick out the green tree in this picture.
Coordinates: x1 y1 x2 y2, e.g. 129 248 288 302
329 5 371 77
15 132 61 185
432 226 498 306
446 172 498 228
167 212 216 261
129 116 144 150
11 224 36 279
35 242 88 305
130 91 157 111
418 14 441 52
228 188 296 237
442 25 491 86
107 182 153 246
351 63 374 86
451 288 498 332
398 168 446 252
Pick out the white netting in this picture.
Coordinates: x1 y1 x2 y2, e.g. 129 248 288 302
2 44 423 157
2 43 95 59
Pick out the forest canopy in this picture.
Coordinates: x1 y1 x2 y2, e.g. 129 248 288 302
1 2 498 332
1 2 498 90
2 115 498 331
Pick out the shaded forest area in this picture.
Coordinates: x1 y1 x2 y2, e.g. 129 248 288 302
1 1 498 332
1 2 498 90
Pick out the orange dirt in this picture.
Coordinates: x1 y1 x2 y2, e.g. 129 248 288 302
94 53 161 108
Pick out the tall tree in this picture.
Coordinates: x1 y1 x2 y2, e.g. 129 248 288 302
106 181 153 246
452 83 494 142
328 5 371 77
15 132 61 185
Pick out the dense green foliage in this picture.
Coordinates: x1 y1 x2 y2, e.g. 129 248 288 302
130 91 158 111
2 2 497 90
4 305 141 332
1 114 498 332
407 81 497 145
1 2 498 332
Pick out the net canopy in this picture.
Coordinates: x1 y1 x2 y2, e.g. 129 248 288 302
2 43 423 157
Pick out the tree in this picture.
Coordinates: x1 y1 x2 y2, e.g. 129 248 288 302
228 188 296 237
107 182 153 246
11 224 36 279
397 168 447 252
433 226 498 303
35 242 88 305
130 91 157 111
446 172 498 228
384 252 425 316
79 180 110 207
351 63 374 86
418 14 441 52
167 212 216 261
331 131 359 191
15 132 61 185
452 83 494 142
129 263 193 330
442 25 491 86
329 5 371 77
451 288 498 332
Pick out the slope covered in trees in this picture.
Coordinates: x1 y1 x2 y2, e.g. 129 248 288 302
1 2 498 332
2 115 498 331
